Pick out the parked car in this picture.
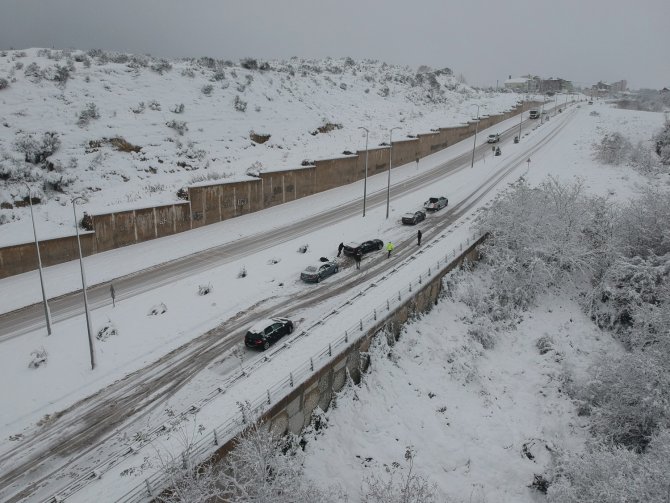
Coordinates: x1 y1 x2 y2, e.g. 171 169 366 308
244 317 294 350
423 196 448 212
300 260 339 283
401 210 426 225
487 133 500 143
343 239 384 256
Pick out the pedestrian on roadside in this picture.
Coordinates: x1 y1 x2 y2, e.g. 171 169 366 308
337 242 344 257
354 248 362 269
417 229 422 246
386 241 394 258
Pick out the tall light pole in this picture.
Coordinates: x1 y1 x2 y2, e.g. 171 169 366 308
358 126 369 217
469 104 480 169
72 196 95 370
23 182 52 335
386 126 400 219
518 100 524 142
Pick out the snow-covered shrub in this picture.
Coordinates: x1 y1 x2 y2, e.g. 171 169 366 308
130 102 145 114
148 100 161 111
0 78 8 90
150 58 172 74
593 132 632 165
238 266 247 278
197 283 212 295
96 321 118 341
298 244 309 253
629 140 660 173
77 102 100 127
653 122 670 165
245 160 262 177
536 335 554 355
28 347 48 369
14 132 61 164
239 57 258 70
24 62 43 82
581 350 670 451
217 419 339 503
201 84 213 96
476 178 601 316
547 429 670 502
361 447 437 503
171 103 185 114
43 170 76 192
210 70 225 81
180 67 195 78
148 302 168 316
166 120 188 136
233 95 247 112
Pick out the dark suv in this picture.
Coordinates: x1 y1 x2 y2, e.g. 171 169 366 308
244 317 294 350
343 239 384 256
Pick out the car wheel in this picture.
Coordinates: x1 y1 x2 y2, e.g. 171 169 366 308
334 266 339 273
377 243 382 250
263 341 270 350
288 323 294 334
316 275 321 283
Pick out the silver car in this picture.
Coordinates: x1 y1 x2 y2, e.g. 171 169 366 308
300 260 339 283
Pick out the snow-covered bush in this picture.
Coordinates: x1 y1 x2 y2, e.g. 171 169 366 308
475 178 601 317
233 95 247 112
166 120 188 136
593 132 632 165
201 84 213 96
361 447 437 503
217 420 339 503
24 62 43 82
171 103 185 114
77 102 100 127
581 350 670 451
96 321 118 341
197 283 212 295
0 78 8 90
150 59 172 75
653 122 670 165
14 132 61 164
547 429 670 502
148 302 168 316
238 266 247 278
629 140 660 173
239 58 258 70
130 102 145 114
148 100 161 111
28 347 48 369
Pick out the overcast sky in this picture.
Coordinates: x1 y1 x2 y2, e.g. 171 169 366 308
1 0 668 89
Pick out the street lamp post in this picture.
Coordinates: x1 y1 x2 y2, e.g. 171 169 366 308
386 127 400 219
23 182 52 335
518 100 524 142
469 104 480 169
72 196 96 370
358 126 370 217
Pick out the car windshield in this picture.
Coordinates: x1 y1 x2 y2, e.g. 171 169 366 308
428 198 438 203
304 266 317 272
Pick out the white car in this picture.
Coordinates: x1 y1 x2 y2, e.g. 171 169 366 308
487 133 500 143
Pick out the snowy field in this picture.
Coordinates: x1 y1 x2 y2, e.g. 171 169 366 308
0 48 521 245
0 51 667 502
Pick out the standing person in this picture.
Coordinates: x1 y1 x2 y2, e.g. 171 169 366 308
337 242 344 257
354 248 362 269
386 241 394 258
417 229 422 246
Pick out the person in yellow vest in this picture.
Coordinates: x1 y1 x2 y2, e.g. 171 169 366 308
386 241 394 258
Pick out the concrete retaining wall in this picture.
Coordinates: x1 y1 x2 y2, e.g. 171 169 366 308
1 100 539 280
207 234 486 465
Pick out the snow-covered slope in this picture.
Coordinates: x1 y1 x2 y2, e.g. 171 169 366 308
0 48 520 244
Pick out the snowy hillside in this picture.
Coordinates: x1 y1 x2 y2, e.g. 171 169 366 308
0 48 519 244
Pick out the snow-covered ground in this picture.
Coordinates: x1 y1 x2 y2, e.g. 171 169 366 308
0 48 521 245
0 54 667 503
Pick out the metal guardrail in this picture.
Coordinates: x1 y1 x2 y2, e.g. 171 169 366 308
44 225 486 503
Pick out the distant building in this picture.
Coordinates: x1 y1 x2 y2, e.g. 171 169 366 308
503 75 540 93
539 77 572 94
592 80 627 96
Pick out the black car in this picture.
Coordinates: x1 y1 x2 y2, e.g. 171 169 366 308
300 260 339 283
401 210 426 225
244 317 294 350
343 239 384 256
